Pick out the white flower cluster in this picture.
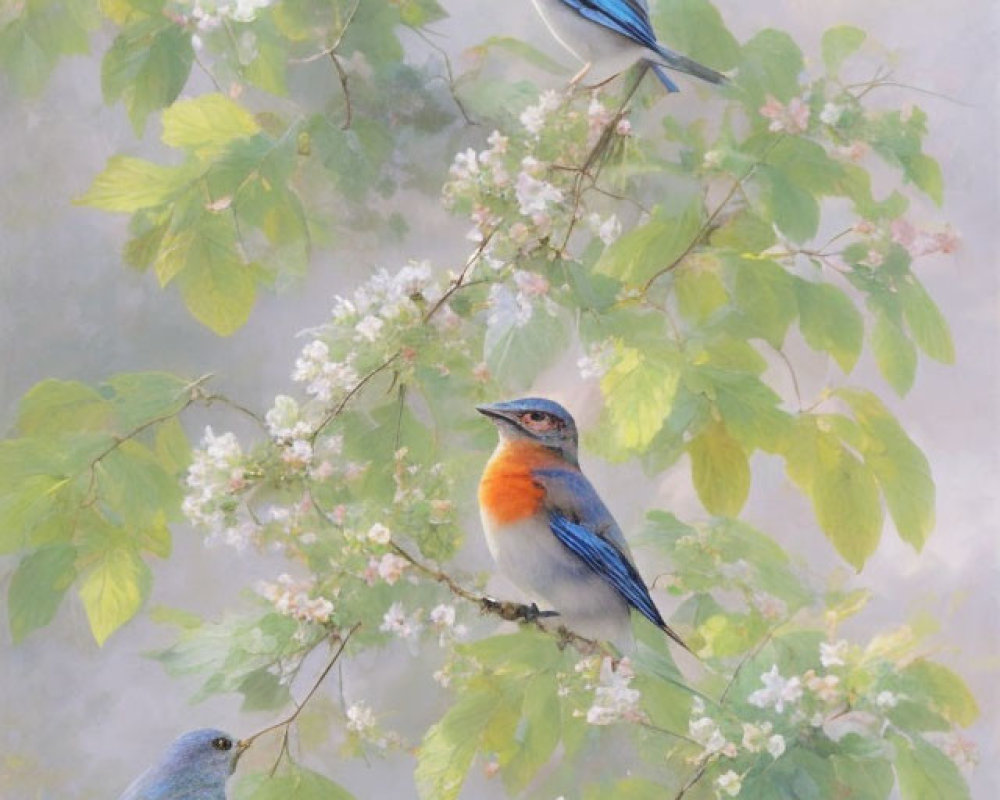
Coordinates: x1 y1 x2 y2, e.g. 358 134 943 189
182 426 254 550
292 340 358 404
585 657 643 726
257 573 334 624
180 0 273 31
520 90 561 136
577 340 615 380
365 553 409 586
747 665 804 713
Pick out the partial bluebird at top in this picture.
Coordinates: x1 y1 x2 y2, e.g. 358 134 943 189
118 729 244 800
530 0 728 91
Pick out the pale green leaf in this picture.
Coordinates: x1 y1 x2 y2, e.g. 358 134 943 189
822 26 867 73
652 0 740 71
688 419 749 517
674 260 728 322
161 93 261 159
737 29 804 105
78 545 151 645
891 733 971 800
235 766 354 800
597 201 703 286
472 36 569 74
98 440 181 526
796 278 864 372
0 475 70 554
17 379 112 435
900 660 979 727
76 156 193 212
174 241 257 336
729 257 797 347
812 444 883 570
837 388 935 549
900 277 954 364
872 308 917 395
758 164 820 243
601 347 681 451
502 672 561 794
901 153 944 206
105 371 191 431
8 544 77 642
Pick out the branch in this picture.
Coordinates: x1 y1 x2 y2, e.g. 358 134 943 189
640 136 785 296
388 539 605 654
309 353 401 442
238 622 361 769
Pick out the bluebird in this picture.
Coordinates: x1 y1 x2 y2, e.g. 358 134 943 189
529 0 727 91
477 397 689 651
118 729 245 800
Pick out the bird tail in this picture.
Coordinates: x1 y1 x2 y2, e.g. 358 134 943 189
651 45 729 86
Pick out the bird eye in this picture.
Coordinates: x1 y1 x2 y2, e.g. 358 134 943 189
527 412 546 422
211 737 233 751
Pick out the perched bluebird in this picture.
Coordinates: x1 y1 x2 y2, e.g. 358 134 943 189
118 729 244 800
477 398 688 651
529 0 727 91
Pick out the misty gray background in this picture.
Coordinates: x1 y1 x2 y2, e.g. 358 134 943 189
1 0 997 797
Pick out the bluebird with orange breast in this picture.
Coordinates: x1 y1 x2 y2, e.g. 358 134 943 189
477 397 688 651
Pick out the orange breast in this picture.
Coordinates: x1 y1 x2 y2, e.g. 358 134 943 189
478 440 558 525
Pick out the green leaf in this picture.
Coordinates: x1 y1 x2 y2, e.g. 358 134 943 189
235 766 354 800
172 230 258 336
98 440 181 526
758 164 820 243
0 474 71 554
795 278 864 372
501 672 561 794
709 208 776 252
737 29 805 105
837 388 935 549
812 443 883 570
693 366 792 452
0 0 97 95
729 257 797 347
101 18 194 134
901 153 944 206
831 754 893 800
155 416 192 476
105 371 191 431
674 260 728 322
741 748 837 800
78 544 151 645
822 26 867 73
652 0 740 71
601 347 681 452
416 679 507 800
900 660 979 727
596 201 703 286
890 733 971 800
161 93 261 159
872 307 917 395
766 136 846 196
900 276 954 363
8 544 77 642
76 156 194 212
688 419 749 517
17 379 112 435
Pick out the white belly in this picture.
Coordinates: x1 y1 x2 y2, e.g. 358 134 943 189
481 509 633 648
529 0 654 83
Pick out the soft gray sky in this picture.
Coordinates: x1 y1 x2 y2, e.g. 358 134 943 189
1 1 997 797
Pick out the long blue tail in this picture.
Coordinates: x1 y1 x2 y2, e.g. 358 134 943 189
652 43 729 87
651 64 680 93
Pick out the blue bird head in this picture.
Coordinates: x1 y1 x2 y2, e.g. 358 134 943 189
476 397 579 464
119 728 246 800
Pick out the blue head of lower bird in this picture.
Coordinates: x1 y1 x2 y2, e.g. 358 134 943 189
118 728 246 800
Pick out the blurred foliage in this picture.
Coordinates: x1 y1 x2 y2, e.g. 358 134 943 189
0 0 977 797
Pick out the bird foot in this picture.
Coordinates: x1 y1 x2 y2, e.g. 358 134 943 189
480 597 559 623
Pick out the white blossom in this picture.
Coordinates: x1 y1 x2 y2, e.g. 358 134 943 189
519 90 560 135
585 657 642 725
380 602 423 641
346 702 377 733
820 103 844 125
766 734 786 759
515 171 563 216
819 640 848 668
747 665 802 713
376 553 408 585
367 523 391 545
257 574 334 623
716 770 742 797
875 690 898 709
740 721 772 752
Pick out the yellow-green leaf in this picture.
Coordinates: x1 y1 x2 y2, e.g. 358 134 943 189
900 276 954 364
674 258 728 322
688 419 749 517
17 379 113 435
161 93 261 159
796 278 864 373
812 445 883 570
76 156 194 212
601 347 680 451
822 25 866 73
872 309 917 395
78 545 151 645
901 660 979 727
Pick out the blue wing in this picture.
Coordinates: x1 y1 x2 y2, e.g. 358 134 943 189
548 510 668 631
558 0 660 51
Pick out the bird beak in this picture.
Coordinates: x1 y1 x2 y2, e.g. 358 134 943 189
476 403 514 424
231 739 251 770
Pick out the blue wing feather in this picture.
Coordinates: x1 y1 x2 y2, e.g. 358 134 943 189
558 0 660 50
548 511 667 630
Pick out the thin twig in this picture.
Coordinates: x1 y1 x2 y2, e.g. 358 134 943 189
309 353 401 442
410 26 475 125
